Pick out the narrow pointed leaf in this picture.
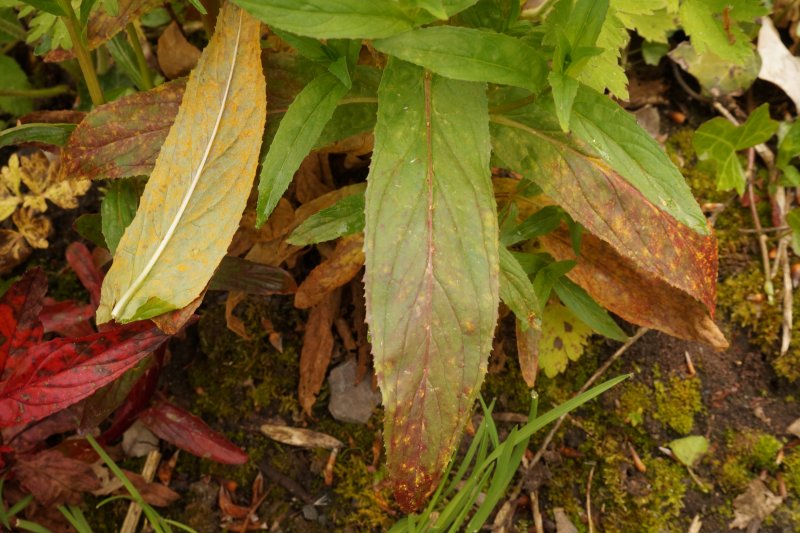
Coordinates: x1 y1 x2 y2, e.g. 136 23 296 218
364 59 498 511
499 247 539 329
138 399 248 464
553 277 626 341
59 80 186 181
0 321 169 427
286 191 365 245
569 86 709 234
231 0 417 39
257 72 348 225
373 27 547 93
0 123 75 150
65 242 103 309
97 4 266 323
490 97 718 318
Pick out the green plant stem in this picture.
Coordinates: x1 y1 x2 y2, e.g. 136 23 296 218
56 0 104 105
0 40 18 55
0 85 71 98
126 22 152 90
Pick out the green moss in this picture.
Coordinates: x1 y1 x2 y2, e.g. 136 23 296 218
617 381 651 427
782 449 800 496
653 375 703 435
714 430 783 493
329 453 393 530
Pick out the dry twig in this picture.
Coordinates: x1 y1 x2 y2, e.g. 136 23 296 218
120 450 162 533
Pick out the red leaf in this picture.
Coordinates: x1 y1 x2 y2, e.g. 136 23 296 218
0 269 46 376
66 242 103 309
138 399 248 464
40 299 95 337
0 321 168 427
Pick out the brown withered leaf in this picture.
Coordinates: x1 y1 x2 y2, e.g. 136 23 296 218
151 290 205 334
13 207 52 249
515 319 539 388
294 152 333 204
495 178 727 349
59 79 186 181
260 423 343 449
295 234 365 309
157 21 202 79
225 291 251 340
19 110 86 125
298 289 341 416
45 0 163 62
0 229 30 275
14 449 102 506
540 227 728 349
94 468 180 506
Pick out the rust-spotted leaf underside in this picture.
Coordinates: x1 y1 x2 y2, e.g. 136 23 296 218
364 59 498 511
97 4 266 323
59 80 186 181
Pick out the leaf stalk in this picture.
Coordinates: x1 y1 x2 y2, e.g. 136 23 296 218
126 22 153 90
56 0 105 105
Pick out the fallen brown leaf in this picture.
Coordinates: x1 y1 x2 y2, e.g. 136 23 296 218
157 21 201 79
295 234 365 309
260 423 343 449
515 318 539 388
298 289 341 415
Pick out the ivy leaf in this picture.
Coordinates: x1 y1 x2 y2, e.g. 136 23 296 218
97 4 266 323
373 27 548 93
669 435 709 467
257 72 348 225
693 104 778 193
679 0 766 64
59 79 186 181
231 0 417 39
539 301 592 377
364 59 498 511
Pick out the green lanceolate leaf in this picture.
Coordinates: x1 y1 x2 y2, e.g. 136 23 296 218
287 189 365 245
693 103 778 194
499 247 539 329
553 277 627 341
257 72 349 225
101 178 141 254
364 59 498 511
97 4 266 323
548 71 579 132
373 27 547 93
569 85 708 234
19 0 66 16
231 0 417 39
0 123 75 149
502 205 563 246
0 56 33 117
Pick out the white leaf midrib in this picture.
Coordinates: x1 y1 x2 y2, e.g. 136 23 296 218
111 11 244 320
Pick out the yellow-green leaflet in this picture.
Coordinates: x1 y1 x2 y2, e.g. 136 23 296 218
97 3 266 323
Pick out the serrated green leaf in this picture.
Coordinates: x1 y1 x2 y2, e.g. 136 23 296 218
0 123 75 149
364 59 498 511
500 247 540 329
669 435 709 467
693 104 778 193
453 0 519 32
574 7 629 98
553 277 627 341
286 189 365 245
97 4 266 323
0 56 33 117
101 178 141 254
544 0 608 52
257 72 348 226
373 26 548 93
231 0 417 39
569 85 709 234
539 301 592 377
